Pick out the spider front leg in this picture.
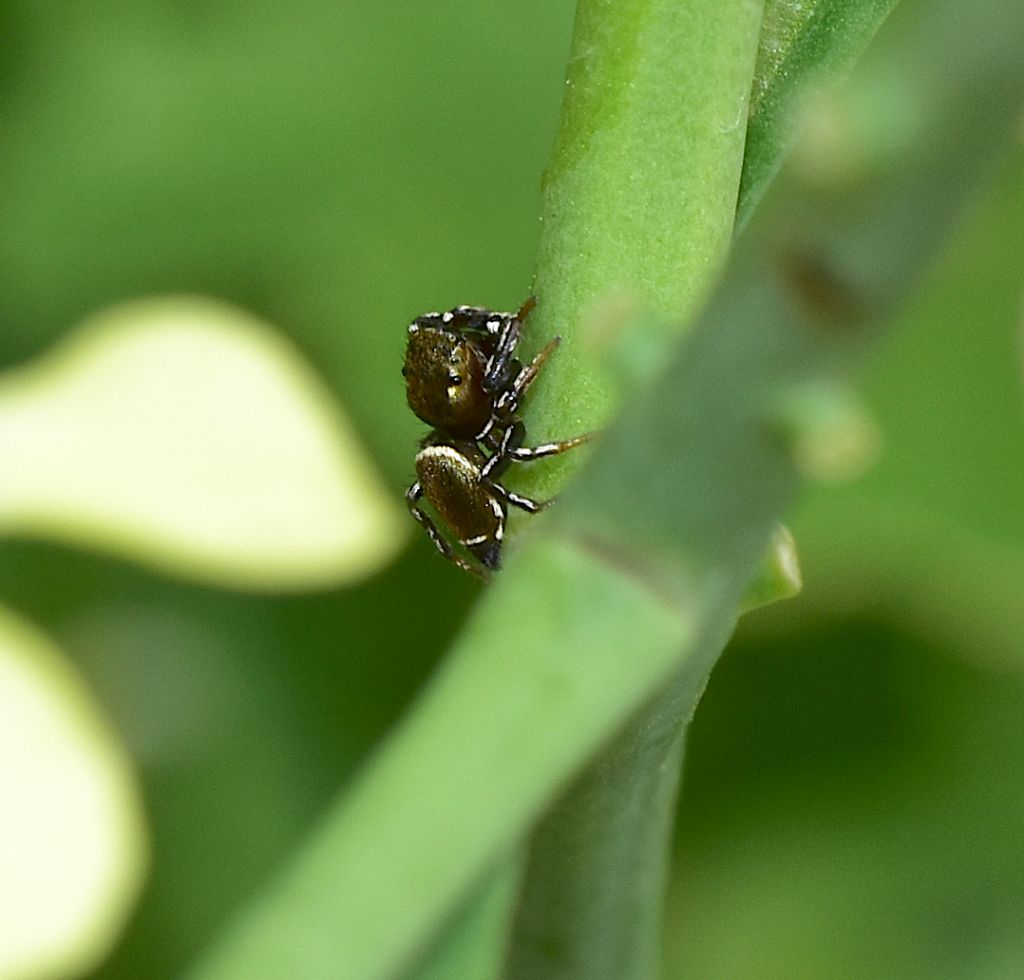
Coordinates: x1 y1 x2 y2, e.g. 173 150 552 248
489 334 562 424
405 480 488 580
476 336 561 444
483 296 536 395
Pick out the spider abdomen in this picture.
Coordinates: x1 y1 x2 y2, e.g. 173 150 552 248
415 443 505 569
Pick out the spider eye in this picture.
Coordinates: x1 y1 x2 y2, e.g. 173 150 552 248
447 372 462 386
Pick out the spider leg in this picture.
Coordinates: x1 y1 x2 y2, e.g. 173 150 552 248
516 295 538 321
483 420 592 476
512 336 559 399
477 420 504 450
406 481 489 580
482 295 538 393
479 425 590 519
506 431 593 462
490 335 562 421
481 420 526 480
483 316 522 394
484 479 549 515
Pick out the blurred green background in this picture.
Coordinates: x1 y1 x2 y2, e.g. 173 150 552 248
1 2 1021 978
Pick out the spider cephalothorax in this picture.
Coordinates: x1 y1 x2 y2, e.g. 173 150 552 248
403 298 534 439
403 297 589 577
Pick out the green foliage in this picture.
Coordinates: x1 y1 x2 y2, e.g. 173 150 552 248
0 2 1022 980
409 860 523 980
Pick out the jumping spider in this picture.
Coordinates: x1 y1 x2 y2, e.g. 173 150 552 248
404 297 589 577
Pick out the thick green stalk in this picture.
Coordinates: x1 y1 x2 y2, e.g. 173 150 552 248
518 0 764 499
413 4 765 975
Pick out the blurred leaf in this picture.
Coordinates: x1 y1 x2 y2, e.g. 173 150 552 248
0 604 147 980
797 501 1024 672
666 136 1024 980
0 298 405 590
828 143 1024 547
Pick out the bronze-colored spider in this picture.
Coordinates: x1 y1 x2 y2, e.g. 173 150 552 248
403 297 589 576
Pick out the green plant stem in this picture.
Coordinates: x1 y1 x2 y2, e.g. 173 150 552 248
414 4 766 974
507 680 692 980
518 0 765 499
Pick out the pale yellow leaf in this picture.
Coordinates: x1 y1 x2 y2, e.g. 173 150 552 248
0 298 405 589
0 605 147 980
